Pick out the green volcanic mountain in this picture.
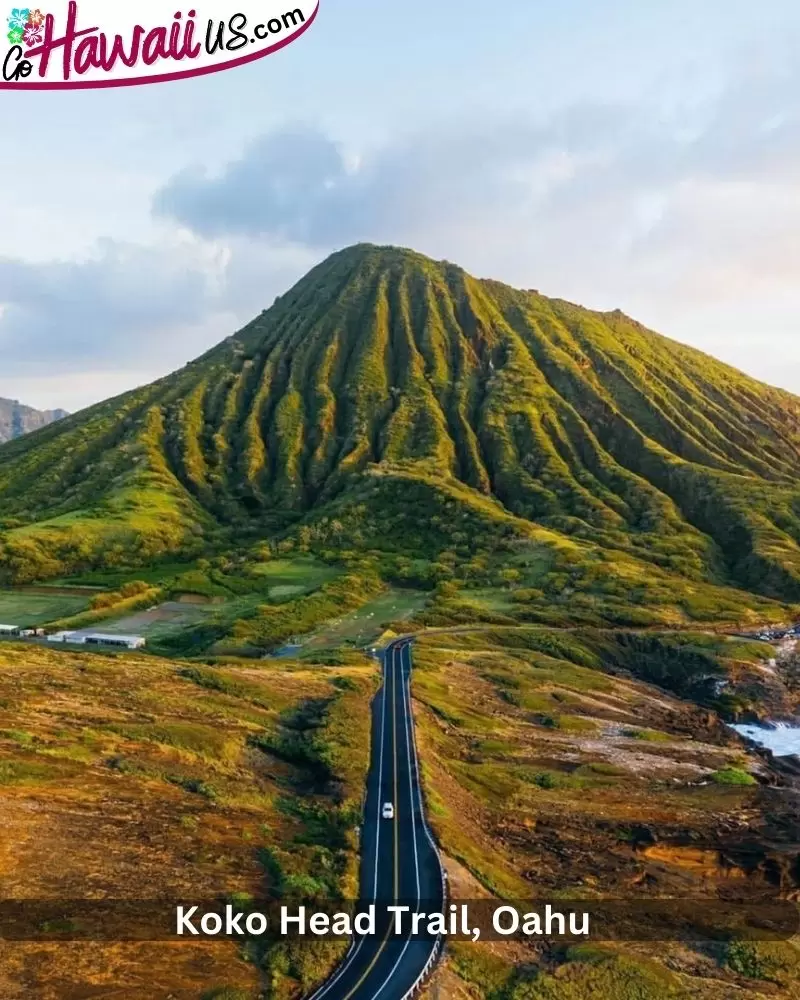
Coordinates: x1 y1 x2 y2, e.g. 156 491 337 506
2 243 800 627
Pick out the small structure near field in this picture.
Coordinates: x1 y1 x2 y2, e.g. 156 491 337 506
83 633 146 650
46 630 146 649
47 631 78 643
0 624 20 635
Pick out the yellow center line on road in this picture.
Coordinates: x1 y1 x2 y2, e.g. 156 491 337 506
340 644 401 1000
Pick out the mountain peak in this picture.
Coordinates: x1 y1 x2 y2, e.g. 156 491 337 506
2 247 800 618
0 397 68 444
302 242 469 286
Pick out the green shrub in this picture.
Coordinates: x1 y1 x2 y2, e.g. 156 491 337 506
711 767 757 786
622 728 671 742
166 775 218 800
0 760 64 784
201 989 253 1000
725 940 800 984
0 729 34 745
507 952 685 999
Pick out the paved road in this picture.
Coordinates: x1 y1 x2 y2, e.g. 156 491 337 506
307 638 445 1000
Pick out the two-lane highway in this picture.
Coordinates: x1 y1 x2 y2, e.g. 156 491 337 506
307 639 445 1000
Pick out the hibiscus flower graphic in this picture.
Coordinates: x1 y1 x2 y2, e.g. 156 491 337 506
7 25 23 44
26 7 44 27
22 21 41 45
6 8 30 31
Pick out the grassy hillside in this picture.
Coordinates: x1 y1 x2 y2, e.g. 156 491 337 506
0 643 376 1000
412 629 800 1000
2 244 800 628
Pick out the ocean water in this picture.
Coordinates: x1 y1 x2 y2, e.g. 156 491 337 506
731 722 800 757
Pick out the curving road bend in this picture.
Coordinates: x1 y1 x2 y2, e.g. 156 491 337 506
307 638 446 1000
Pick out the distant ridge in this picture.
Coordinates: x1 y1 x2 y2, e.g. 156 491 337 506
0 397 68 444
1 242 800 625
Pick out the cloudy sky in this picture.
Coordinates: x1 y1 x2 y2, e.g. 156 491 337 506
1 0 800 412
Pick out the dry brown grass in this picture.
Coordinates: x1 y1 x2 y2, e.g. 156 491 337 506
411 631 800 999
0 643 376 999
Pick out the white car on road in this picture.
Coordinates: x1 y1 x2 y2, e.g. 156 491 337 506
382 802 395 820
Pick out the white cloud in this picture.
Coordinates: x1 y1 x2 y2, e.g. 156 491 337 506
4 60 800 411
0 233 319 410
151 68 800 331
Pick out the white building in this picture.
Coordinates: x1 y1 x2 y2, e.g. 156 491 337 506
47 631 80 644
0 624 20 635
82 634 146 650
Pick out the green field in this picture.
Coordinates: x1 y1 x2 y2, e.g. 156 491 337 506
297 589 428 652
87 559 348 650
250 557 340 585
55 561 201 590
58 556 341 598
464 589 519 613
250 558 342 598
0 590 91 627
88 600 215 641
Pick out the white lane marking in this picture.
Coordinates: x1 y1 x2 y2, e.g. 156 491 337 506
402 643 421 899
305 648 391 1000
373 646 389 897
365 640 423 1000
381 641 447 998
